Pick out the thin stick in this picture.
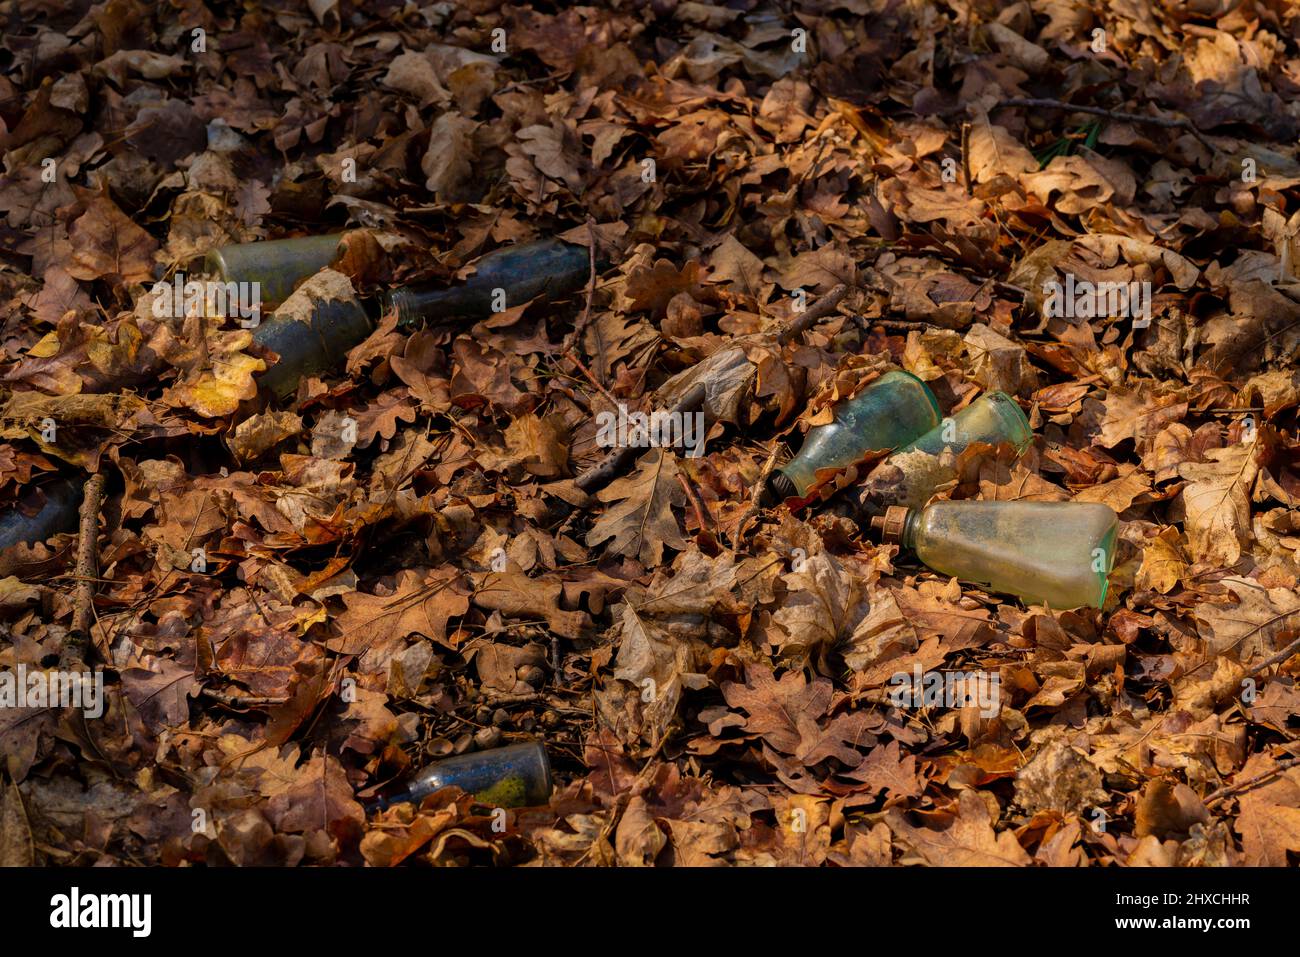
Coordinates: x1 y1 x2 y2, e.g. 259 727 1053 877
996 97 1216 151
201 688 290 708
864 318 948 332
1248 635 1300 678
732 442 781 546
776 283 848 344
64 473 106 665
1204 755 1300 807
676 471 709 534
564 217 599 356
961 121 973 195
574 382 706 494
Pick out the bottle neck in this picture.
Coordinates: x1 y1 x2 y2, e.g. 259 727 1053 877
900 508 920 549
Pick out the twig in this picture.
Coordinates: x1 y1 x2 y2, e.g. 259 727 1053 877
864 317 948 332
961 121 973 195
1248 635 1300 678
996 97 1216 152
201 688 290 708
676 471 709 534
1204 755 1300 807
574 382 706 494
452 692 542 711
64 473 106 666
731 442 781 547
775 283 849 344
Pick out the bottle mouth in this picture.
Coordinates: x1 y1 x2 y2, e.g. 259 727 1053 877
870 505 912 544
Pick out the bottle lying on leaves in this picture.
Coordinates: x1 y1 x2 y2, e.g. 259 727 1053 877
368 741 552 811
0 476 82 553
762 370 941 506
843 391 1033 523
205 236 595 399
872 500 1119 609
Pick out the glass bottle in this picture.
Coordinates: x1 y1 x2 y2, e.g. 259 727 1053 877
384 239 593 326
847 391 1032 520
371 741 552 810
206 236 594 327
205 236 596 399
0 477 82 551
205 234 345 310
875 500 1118 609
765 370 941 503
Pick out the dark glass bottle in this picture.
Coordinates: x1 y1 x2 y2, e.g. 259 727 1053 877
372 741 552 810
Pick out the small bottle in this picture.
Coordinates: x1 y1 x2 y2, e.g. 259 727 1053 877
873 500 1118 608
371 741 552 811
847 392 1032 521
764 370 941 504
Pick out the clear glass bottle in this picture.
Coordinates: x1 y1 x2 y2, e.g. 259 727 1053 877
765 370 941 502
847 391 1032 520
875 500 1118 608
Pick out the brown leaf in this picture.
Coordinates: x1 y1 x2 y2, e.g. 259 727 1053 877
66 195 159 283
1194 576 1300 663
1134 778 1210 838
1236 801 1300 866
423 112 479 202
1177 442 1258 566
0 779 34 866
586 449 687 566
614 795 666 866
333 569 470 653
121 660 199 731
886 790 1031 866
1135 526 1189 594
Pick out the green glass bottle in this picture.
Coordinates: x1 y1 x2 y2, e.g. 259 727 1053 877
764 370 941 503
204 233 345 310
847 391 1032 520
875 500 1118 608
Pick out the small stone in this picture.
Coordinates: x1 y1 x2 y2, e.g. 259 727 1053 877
492 708 510 727
473 726 502 749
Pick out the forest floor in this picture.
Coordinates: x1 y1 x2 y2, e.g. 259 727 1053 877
2 0 1300 866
